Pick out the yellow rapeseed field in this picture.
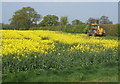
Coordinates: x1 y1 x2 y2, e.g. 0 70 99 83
1 30 118 72
2 30 118 55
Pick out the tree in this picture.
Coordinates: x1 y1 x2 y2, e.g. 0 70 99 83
87 18 99 24
99 16 113 24
72 19 83 25
10 7 41 29
39 15 59 26
60 16 68 25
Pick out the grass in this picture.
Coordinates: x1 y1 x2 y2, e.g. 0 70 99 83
2 62 118 82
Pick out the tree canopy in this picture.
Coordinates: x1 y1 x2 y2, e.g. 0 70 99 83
10 7 41 29
7 7 114 30
72 19 83 25
60 16 68 25
99 16 113 24
39 15 59 26
87 18 99 24
87 16 113 24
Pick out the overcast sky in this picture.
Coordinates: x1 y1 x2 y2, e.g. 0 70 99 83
2 2 118 24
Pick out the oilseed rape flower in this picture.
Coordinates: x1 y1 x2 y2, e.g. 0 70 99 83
1 30 118 73
1 30 118 57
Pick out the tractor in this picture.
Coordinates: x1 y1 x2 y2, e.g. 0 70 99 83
87 24 106 36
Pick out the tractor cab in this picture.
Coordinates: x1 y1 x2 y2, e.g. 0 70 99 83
89 24 99 30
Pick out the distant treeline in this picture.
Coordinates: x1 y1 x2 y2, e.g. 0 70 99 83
1 6 119 36
2 7 113 29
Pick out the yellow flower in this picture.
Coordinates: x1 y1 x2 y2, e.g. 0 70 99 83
1 30 118 60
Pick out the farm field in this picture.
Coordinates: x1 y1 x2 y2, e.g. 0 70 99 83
1 30 118 82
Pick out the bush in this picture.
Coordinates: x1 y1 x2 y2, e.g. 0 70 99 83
100 24 118 36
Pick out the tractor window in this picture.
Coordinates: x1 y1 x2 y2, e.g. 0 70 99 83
90 25 98 29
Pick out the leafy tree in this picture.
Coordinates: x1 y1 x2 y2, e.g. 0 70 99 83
10 7 41 29
87 18 98 24
99 16 113 24
60 16 68 25
72 19 83 25
39 15 59 26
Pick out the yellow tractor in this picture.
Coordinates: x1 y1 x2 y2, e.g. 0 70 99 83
87 24 106 36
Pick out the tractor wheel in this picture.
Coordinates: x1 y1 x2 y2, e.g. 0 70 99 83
92 30 97 37
87 33 91 36
92 33 96 37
